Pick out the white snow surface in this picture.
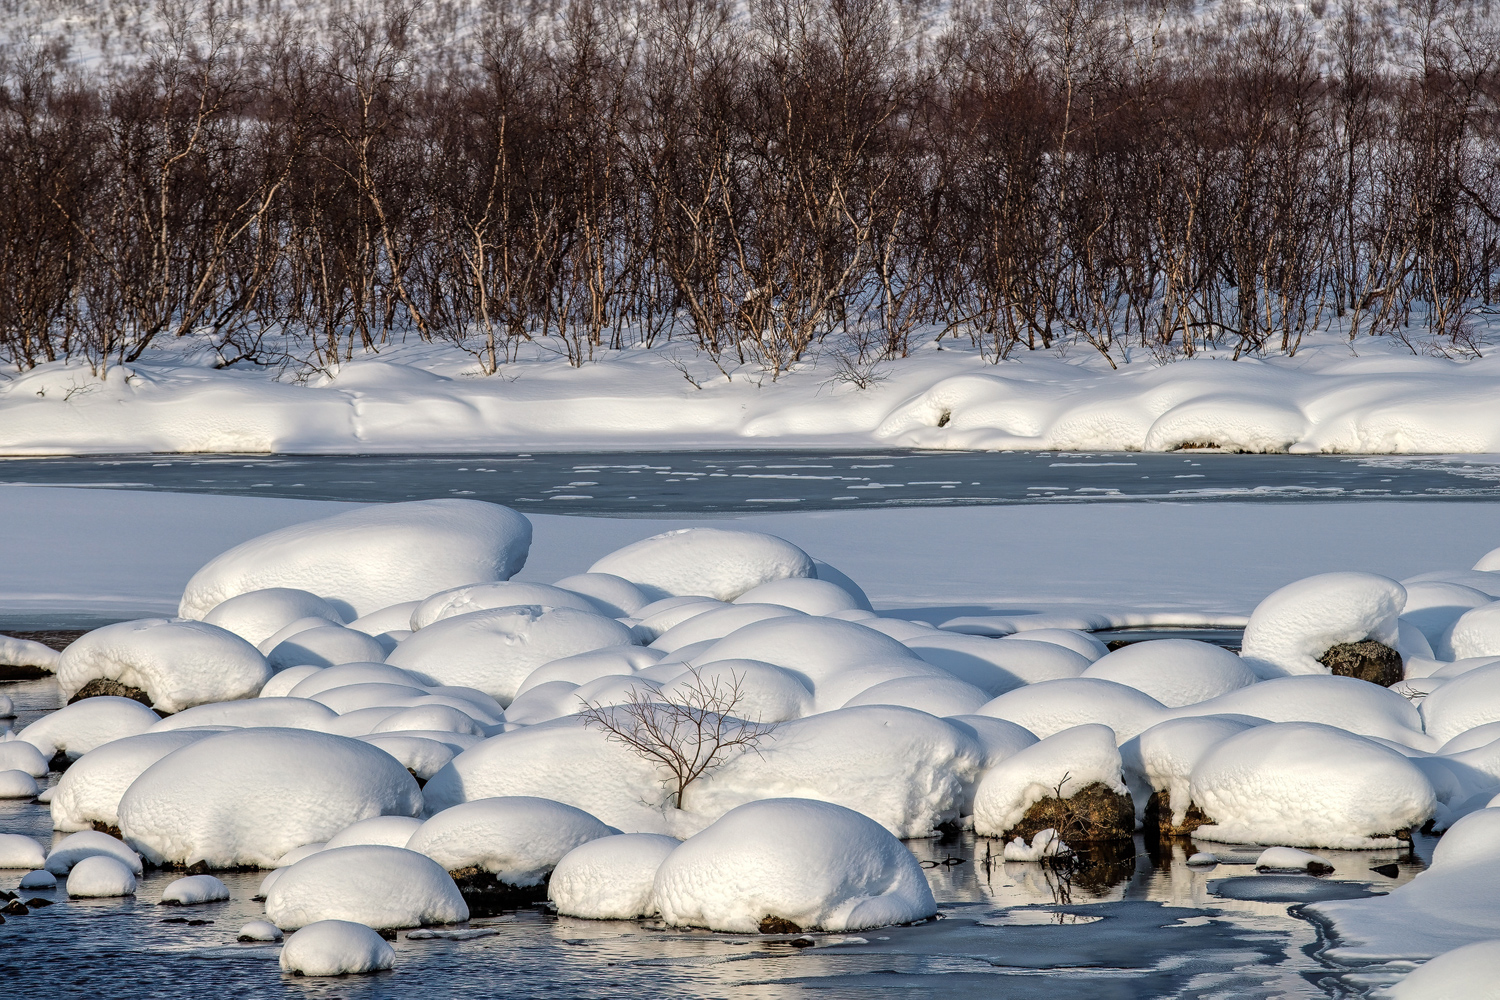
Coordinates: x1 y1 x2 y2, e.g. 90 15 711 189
1120 716 1261 827
1240 573 1407 677
1385 940 1500 999
278 920 396 976
842 675 991 716
656 660 813 724
66 855 137 897
652 798 937 933
1081 639 1258 707
18 696 162 760
324 815 425 850
1174 675 1432 749
734 577 871 615
548 833 681 920
0 833 46 869
650 604 805 653
355 735 457 781
117 727 422 868
160 874 230 904
265 845 468 930
411 581 606 628
202 588 348 646
404 796 616 885
56 618 271 712
975 678 1169 742
1420 663 1500 744
972 724 1129 836
50 729 219 832
0 634 60 670
0 740 48 778
386 605 636 704
267 625 388 671
902 632 1094 696
146 697 338 733
1441 604 1500 660
1189 722 1436 849
178 499 532 620
0 769 39 798
1401 583 1495 650
551 573 650 618
45 829 143 875
588 528 815 602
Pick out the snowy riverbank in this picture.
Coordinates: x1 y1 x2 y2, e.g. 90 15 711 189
5 334 1500 456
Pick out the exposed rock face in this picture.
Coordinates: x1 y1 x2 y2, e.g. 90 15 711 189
1318 640 1403 687
1144 791 1213 838
68 678 153 707
448 868 547 917
1003 782 1134 844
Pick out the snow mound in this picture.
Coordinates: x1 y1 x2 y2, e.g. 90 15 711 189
356 735 457 781
325 815 424 850
1003 829 1070 861
1401 583 1495 650
1421 663 1500 744
348 601 421 639
657 660 812 723
549 833 681 920
1441 604 1500 660
1441 721 1500 754
1387 940 1500 999
514 646 663 698
0 769 38 798
1256 846 1333 872
650 604 805 653
202 588 347 647
411 582 605 629
842 675 990 716
369 704 487 737
1241 572 1406 676
44 829 143 875
50 730 218 832
944 716 1040 769
1477 546 1500 573
653 798 936 933
903 632 1092 696
19 696 161 760
305 681 428 714
265 844 468 930
179 499 532 620
148 697 337 733
1001 629 1110 662
118 728 421 868
631 597 727 640
0 833 45 869
0 633 60 671
1120 716 1260 828
268 625 387 671
19 869 56 888
405 796 616 885
972 725 1128 836
975 678 1169 741
1082 639 1257 707
285 662 425 698
160 874 230 905
588 528 815 602
279 919 396 976
56 618 270 713
66 855 136 898
686 706 985 838
552 573 650 618
387 605 635 704
733 577 871 615
1190 722 1435 848
1177 675 1431 748
0 740 48 778
238 920 282 941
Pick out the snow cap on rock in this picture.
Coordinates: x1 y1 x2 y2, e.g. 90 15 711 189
50 729 220 833
1241 572 1406 677
44 829 143 875
551 573 650 618
279 920 395 976
405 796 616 886
733 577 872 615
588 528 815 602
55 618 271 713
1082 639 1258 707
0 769 39 798
18 695 163 760
66 854 137 897
549 833 681 920
161 874 230 905
972 724 1128 837
0 833 46 869
410 581 606 629
265 845 468 930
202 588 348 646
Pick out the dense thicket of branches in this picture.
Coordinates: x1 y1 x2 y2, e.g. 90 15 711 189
4 0 1500 375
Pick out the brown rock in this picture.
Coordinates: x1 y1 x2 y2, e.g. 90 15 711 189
759 915 804 934
1318 640 1403 686
69 678 153 707
1143 791 1213 838
1004 782 1135 844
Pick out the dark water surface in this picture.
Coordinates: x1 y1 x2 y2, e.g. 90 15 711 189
4 451 1500 513
1 676 1426 999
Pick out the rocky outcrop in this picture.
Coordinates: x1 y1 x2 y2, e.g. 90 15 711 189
1318 640 1402 686
1003 782 1134 844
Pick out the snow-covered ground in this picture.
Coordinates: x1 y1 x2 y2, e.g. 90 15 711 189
6 334 1500 455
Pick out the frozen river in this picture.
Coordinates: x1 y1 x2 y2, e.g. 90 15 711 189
4 451 1500 513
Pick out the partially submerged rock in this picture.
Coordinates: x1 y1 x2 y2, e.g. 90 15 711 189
1318 640 1403 687
1003 781 1135 844
68 678 153 706
1143 791 1213 838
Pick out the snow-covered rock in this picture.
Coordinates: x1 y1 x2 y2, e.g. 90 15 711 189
411 582 606 629
1175 674 1432 749
842 675 990 716
975 678 1168 742
18 696 163 761
266 844 468 930
147 697 338 733
118 728 422 868
267 625 387 671
0 833 46 869
324 815 424 850
284 662 425 698
513 646 663 697
19 869 56 888
552 573 650 618
368 704 486 738
179 499 532 620
0 739 48 777
1440 604 1500 661
405 796 616 885
1241 572 1406 677
1421 663 1500 745
1255 846 1333 872
903 632 1093 696
161 874 230 905
1002 829 1070 861
1120 716 1260 828
202 588 348 647
356 735 457 781
733 577 871 615
387 605 635 704
1081 639 1257 707
1386 940 1500 999
50 729 219 832
0 769 38 798
656 660 812 723
279 919 395 976
1189 722 1435 848
685 706 985 838
44 829 143 875
549 833 681 919
588 528 815 602
0 633 60 671
66 855 136 897
238 919 283 941
348 600 422 639
653 798 936 933
972 725 1128 836
55 618 270 713
1402 582 1496 651
1001 628 1110 662
650 604 805 653
631 597 727 641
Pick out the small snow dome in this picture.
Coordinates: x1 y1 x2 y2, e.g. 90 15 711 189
1082 639 1257 707
514 646 663 698
1241 572 1407 677
652 798 936 933
690 616 926 694
649 604 805 653
18 695 166 761
1189 722 1435 849
266 845 468 930
324 815 424 850
976 678 1169 741
1121 716 1260 831
1388 939 1500 999
44 829 144 876
238 920 283 942
972 724 1130 838
411 581 606 629
552 573 650 618
50 730 219 833
1179 674 1429 748
117 727 421 869
903 632 1093 695
202 588 347 647
356 735 457 781
267 625 387 671
387 605 636 704
588 528 816 602
1441 603 1500 661
842 675 990 716
66 855 137 898
179 499 533 621
55 618 271 713
147 697 338 733
659 660 812 723
0 769 39 799
405 796 616 886
160 874 230 905
550 833 681 920
0 740 49 778
19 869 56 889
0 833 46 869
1420 663 1500 744
279 919 395 976
733 577 871 615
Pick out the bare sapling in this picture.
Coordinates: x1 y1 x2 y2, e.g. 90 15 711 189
579 667 778 810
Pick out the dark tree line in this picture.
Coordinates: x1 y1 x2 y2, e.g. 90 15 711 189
4 0 1500 376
